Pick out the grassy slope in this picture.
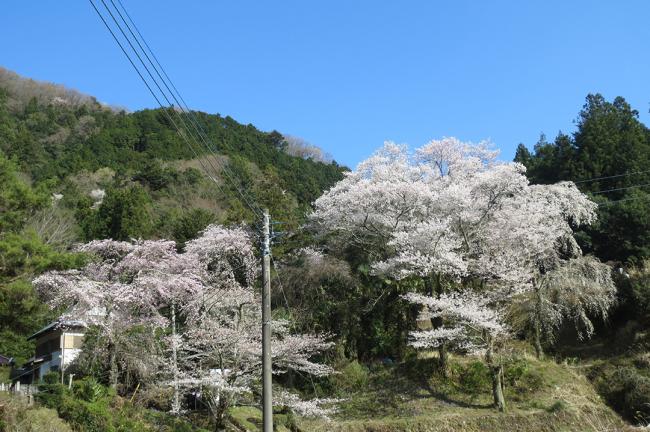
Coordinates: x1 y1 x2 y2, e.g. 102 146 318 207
300 352 628 432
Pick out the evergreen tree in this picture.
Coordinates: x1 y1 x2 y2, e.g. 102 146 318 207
515 94 650 262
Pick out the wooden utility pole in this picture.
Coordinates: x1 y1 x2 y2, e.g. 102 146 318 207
262 209 273 432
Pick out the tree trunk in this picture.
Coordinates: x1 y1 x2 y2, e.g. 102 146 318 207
213 393 230 432
485 332 505 412
430 274 448 376
108 338 118 389
438 342 448 376
423 277 444 372
490 364 505 412
533 318 543 360
533 282 544 360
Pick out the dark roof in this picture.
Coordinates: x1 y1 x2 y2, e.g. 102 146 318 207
22 353 52 366
27 320 87 341
0 354 14 365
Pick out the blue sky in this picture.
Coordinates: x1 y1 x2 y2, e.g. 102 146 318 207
3 1 650 167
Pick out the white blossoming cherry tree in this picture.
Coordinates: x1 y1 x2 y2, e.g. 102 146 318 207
311 137 613 411
310 142 460 367
311 138 518 373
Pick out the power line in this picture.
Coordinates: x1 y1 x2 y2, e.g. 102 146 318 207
598 194 650 206
90 0 299 311
574 169 650 184
270 254 294 324
87 0 230 202
591 182 650 195
109 0 264 218
89 4 283 428
90 0 264 219
108 0 263 218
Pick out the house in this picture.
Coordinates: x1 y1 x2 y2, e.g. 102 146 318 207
16 320 86 384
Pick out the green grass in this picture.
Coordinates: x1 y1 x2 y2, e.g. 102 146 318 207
216 349 630 431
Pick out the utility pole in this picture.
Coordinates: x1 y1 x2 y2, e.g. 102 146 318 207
262 209 273 432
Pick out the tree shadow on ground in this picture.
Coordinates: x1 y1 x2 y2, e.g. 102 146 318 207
369 358 494 412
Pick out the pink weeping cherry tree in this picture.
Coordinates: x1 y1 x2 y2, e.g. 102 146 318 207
33 239 200 392
115 239 204 414
33 225 337 427
33 239 146 388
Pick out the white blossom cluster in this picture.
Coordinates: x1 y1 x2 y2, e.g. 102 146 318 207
276 391 342 419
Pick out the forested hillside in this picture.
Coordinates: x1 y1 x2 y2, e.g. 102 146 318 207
0 66 344 230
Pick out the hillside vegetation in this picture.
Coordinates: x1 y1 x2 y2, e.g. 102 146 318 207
0 66 344 227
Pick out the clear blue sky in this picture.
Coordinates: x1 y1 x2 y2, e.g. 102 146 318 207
3 0 650 167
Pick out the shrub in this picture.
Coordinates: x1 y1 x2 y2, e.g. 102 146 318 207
547 399 568 413
504 357 544 394
457 360 491 396
329 360 370 392
180 167 202 185
504 357 529 386
58 396 151 432
0 393 72 432
342 360 371 389
35 371 66 410
595 366 650 424
58 397 114 432
133 159 177 191
72 377 107 402
172 208 216 248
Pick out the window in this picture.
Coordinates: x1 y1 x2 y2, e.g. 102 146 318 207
64 334 84 349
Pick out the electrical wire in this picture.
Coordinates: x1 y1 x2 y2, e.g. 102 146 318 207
590 182 650 195
109 0 264 218
90 0 264 219
101 0 258 217
598 194 650 207
270 254 294 322
109 0 262 216
89 2 306 339
574 169 650 184
87 0 230 201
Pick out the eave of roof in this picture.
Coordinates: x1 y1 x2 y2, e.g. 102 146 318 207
27 319 87 341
